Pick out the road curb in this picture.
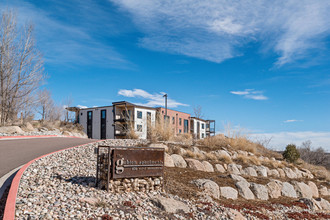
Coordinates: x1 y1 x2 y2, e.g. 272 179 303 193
3 139 103 220
0 166 23 200
0 135 85 140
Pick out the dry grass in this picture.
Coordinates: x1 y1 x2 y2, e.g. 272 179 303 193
261 158 285 169
172 133 193 145
217 155 233 164
148 116 175 142
299 161 330 181
184 150 205 160
235 155 261 166
205 152 218 161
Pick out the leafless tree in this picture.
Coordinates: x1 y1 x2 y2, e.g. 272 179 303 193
193 105 204 119
63 94 74 122
299 140 329 169
0 10 44 125
37 88 52 120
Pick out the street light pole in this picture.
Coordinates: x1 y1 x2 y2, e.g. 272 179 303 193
163 93 168 119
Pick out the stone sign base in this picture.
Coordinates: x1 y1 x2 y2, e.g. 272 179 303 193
99 177 163 193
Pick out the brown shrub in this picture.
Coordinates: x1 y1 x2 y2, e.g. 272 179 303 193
218 155 233 164
205 152 218 161
148 116 175 142
300 161 330 181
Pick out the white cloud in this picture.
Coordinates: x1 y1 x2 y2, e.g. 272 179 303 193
250 131 330 152
77 105 88 109
284 119 303 123
111 0 330 65
230 89 268 100
118 89 188 108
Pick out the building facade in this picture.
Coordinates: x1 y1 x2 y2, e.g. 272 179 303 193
157 107 190 135
69 101 215 140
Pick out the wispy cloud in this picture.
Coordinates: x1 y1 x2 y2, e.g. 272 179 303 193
118 89 188 108
77 105 88 109
1 0 133 69
111 0 330 66
230 89 268 100
250 131 330 152
284 119 303 123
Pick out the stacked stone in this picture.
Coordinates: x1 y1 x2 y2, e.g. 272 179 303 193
101 177 163 193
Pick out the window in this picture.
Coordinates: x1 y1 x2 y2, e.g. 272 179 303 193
101 110 106 119
202 123 205 129
202 133 205 138
179 118 182 125
179 129 182 133
172 117 175 124
137 111 142 119
137 124 142 132
184 119 188 133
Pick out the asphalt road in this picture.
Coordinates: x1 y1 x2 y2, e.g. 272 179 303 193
0 137 96 178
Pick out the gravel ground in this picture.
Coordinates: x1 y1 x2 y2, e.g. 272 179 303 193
13 142 330 219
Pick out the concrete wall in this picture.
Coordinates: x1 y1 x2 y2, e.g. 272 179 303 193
134 107 156 139
79 106 114 139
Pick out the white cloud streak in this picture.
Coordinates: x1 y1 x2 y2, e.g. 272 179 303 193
1 0 133 69
284 119 303 123
111 0 330 65
250 131 330 152
230 89 268 100
118 89 188 108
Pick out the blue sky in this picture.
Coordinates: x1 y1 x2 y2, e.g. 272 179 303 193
1 0 330 151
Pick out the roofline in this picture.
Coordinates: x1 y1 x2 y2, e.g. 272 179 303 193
155 107 191 115
190 117 208 122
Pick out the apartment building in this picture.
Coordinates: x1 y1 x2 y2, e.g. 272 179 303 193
157 107 190 135
68 101 215 140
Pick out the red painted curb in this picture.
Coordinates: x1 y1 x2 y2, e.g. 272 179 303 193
3 139 103 220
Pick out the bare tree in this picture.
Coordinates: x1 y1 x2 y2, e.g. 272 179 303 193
0 10 44 125
299 140 329 168
193 105 204 119
63 94 73 122
37 88 52 120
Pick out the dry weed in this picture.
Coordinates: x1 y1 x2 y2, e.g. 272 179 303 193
235 155 261 166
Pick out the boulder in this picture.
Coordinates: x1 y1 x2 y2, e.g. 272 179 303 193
250 183 269 200
267 169 280 178
267 180 282 199
283 167 297 179
232 152 238 159
235 181 255 200
220 187 238 200
192 179 220 199
22 122 34 131
185 158 205 171
214 150 231 158
293 181 313 199
227 164 241 175
281 182 297 198
191 147 203 154
152 195 189 213
223 164 228 170
177 148 187 156
293 167 303 178
253 166 268 177
238 150 248 156
313 198 330 211
0 126 24 134
277 168 286 178
171 154 187 168
301 168 314 179
202 161 214 172
149 143 168 152
242 167 258 177
164 153 175 167
63 131 73 136
307 181 319 198
229 174 247 183
215 164 226 173
319 186 329 196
